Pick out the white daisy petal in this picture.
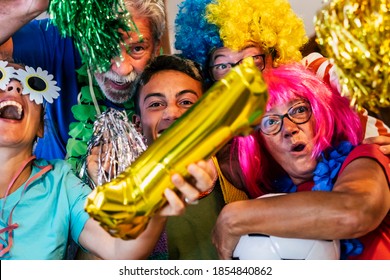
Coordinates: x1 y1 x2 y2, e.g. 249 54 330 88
0 60 15 91
27 91 44 105
15 66 61 105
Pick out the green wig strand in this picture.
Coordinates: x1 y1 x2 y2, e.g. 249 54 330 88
49 0 139 72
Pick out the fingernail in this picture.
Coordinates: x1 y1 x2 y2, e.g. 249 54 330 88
380 146 387 153
187 164 196 173
185 197 199 205
171 174 182 185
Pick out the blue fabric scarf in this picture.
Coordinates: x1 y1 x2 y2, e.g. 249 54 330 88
274 141 363 259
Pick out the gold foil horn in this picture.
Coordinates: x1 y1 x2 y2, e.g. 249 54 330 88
85 58 268 239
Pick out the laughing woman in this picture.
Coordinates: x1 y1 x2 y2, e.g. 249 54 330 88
0 59 210 260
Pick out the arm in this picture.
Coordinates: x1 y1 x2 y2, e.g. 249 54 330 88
0 0 49 44
79 159 216 259
212 157 390 259
79 214 168 260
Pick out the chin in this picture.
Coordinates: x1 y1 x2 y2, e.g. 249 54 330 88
103 90 132 104
289 159 317 178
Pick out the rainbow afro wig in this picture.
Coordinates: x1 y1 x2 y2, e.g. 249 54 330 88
175 0 308 69
174 0 222 68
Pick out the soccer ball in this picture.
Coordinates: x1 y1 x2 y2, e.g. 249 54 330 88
232 234 340 260
231 193 341 260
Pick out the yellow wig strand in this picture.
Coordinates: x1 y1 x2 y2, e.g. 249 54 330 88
206 0 308 66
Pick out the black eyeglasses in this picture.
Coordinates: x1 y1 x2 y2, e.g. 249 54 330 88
209 54 266 80
259 100 312 135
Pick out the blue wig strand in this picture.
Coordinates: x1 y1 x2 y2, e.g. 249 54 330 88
174 0 223 69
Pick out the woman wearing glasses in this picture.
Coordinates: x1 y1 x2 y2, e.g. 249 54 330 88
175 0 390 138
212 62 390 260
175 0 306 86
173 0 390 261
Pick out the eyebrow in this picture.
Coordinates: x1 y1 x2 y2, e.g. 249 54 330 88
143 89 200 103
176 89 200 98
143 92 165 102
121 30 151 44
212 54 227 61
241 44 258 50
264 100 306 115
130 38 150 44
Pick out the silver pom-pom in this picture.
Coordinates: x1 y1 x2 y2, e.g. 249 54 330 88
81 108 147 188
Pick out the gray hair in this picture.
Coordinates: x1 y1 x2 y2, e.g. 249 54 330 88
124 0 166 44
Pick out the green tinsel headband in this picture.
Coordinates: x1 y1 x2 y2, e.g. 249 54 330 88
49 0 139 72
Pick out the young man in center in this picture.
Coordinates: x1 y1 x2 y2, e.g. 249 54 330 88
87 54 247 259
132 54 220 259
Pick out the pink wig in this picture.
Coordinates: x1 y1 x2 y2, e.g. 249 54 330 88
234 62 363 198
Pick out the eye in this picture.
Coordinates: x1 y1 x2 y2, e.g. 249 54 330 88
126 44 147 58
179 99 195 107
215 63 229 70
147 101 165 110
133 46 145 53
290 104 309 117
261 116 279 129
149 102 162 107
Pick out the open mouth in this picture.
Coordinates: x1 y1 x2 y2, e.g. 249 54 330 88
113 80 127 86
291 144 306 152
0 100 23 120
107 79 131 92
157 129 165 138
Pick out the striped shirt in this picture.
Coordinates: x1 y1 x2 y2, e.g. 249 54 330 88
302 52 390 138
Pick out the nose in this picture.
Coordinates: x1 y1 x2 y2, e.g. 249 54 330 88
162 105 182 121
282 117 299 138
110 46 134 76
4 80 23 95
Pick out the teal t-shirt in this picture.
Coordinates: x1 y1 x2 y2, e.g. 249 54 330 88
0 159 91 259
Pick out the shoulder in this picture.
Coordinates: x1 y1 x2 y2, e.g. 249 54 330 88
36 158 87 186
340 144 390 182
345 144 389 164
216 143 248 192
38 158 73 170
15 18 56 37
13 18 75 53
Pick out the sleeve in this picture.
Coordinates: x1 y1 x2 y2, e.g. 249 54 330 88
301 52 341 94
12 19 83 160
302 53 390 138
58 161 91 245
216 142 249 194
339 144 390 185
